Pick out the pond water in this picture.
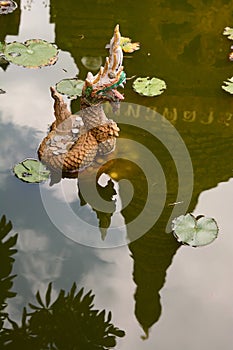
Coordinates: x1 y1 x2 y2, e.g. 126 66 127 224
1 0 233 349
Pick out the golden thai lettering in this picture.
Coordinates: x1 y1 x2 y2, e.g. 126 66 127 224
125 104 141 118
183 110 196 122
163 108 178 123
200 111 214 124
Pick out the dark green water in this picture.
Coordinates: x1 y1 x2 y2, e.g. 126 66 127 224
0 0 233 349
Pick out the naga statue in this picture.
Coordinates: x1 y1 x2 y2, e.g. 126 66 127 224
38 25 126 176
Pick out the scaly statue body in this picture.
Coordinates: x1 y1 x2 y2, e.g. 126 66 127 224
38 25 125 175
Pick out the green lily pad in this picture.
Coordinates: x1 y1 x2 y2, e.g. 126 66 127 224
223 27 233 40
222 77 233 94
3 39 58 68
13 159 50 183
56 78 85 98
132 77 167 97
172 213 219 247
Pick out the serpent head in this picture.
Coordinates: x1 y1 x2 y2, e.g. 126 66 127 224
82 25 126 105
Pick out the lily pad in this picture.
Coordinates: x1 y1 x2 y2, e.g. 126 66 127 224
56 78 85 98
81 56 102 71
3 39 58 68
0 1 17 15
223 27 233 40
222 77 233 94
120 37 140 53
132 77 167 97
172 213 219 247
13 159 50 183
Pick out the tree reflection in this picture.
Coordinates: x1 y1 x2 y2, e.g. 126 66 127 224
0 215 125 350
0 215 17 330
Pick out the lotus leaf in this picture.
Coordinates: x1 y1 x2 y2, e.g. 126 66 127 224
56 78 85 98
3 39 58 68
0 0 17 15
120 37 140 53
81 56 102 71
222 77 233 94
223 27 233 40
13 159 50 183
132 77 167 97
172 213 218 247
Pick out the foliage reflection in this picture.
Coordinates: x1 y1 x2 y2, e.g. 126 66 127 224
0 215 125 350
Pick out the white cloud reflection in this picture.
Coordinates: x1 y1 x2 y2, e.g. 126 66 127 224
80 246 143 349
17 229 65 292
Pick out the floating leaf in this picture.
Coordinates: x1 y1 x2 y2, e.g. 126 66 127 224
13 159 50 183
0 1 17 15
223 26 233 40
120 36 140 53
3 39 58 68
172 213 219 247
132 76 167 97
56 78 84 98
81 56 102 71
222 76 233 94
